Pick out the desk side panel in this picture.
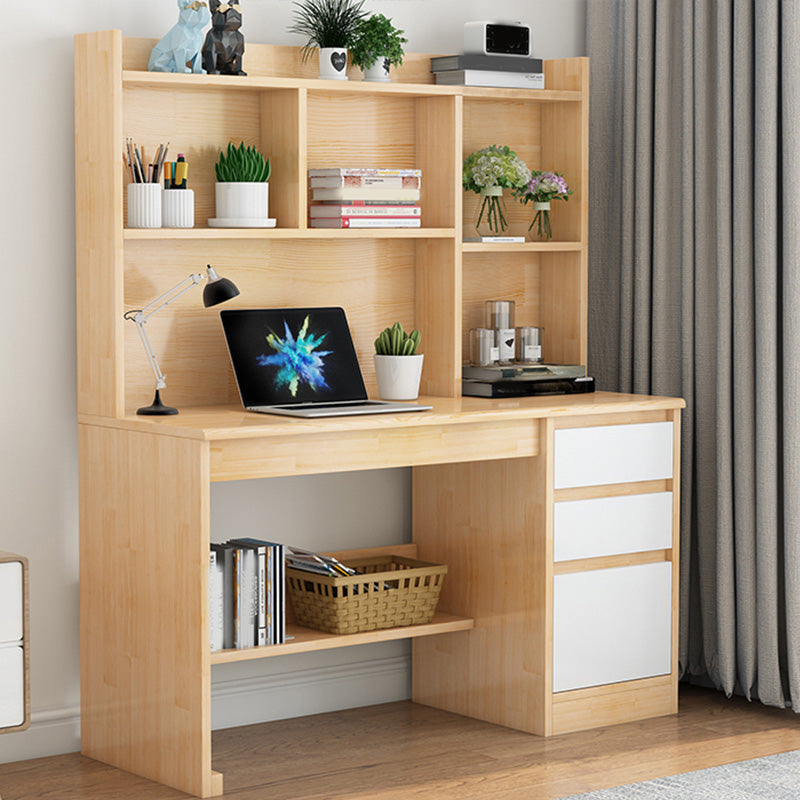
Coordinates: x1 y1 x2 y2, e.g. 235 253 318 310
412 423 553 735
79 425 216 797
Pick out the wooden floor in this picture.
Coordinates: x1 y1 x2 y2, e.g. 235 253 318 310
2 685 800 800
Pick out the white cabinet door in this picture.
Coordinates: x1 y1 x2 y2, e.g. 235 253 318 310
554 422 673 489
0 561 23 643
554 492 674 561
0 645 24 728
553 562 672 692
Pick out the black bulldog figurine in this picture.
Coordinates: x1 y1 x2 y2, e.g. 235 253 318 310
202 1 246 75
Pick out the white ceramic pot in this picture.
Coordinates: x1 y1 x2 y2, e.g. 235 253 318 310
363 56 391 82
214 182 269 220
319 47 349 80
374 354 424 401
162 189 194 228
127 183 162 228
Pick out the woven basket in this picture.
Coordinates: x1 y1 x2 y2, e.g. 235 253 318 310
286 555 447 635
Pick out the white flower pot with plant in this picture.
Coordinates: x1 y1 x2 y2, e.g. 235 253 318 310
350 13 407 82
289 0 367 81
373 322 423 401
209 141 274 228
462 144 531 239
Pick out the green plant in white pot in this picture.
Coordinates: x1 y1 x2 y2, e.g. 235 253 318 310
374 322 423 401
350 13 407 82
210 141 273 228
289 0 367 81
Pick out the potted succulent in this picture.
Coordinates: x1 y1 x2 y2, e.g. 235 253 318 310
289 0 367 81
210 141 273 228
373 322 423 400
350 13 407 82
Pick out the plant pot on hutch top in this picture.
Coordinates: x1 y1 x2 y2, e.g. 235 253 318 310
350 13 407 82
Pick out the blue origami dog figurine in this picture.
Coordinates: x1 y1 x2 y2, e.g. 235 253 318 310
149 0 211 73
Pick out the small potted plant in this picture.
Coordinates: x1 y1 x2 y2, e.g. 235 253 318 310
210 141 272 228
515 170 573 240
289 0 367 81
462 144 531 238
350 13 407 82
373 322 423 400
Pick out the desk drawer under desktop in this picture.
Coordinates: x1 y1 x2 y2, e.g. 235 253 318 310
209 418 539 481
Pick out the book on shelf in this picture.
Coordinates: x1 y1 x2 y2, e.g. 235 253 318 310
310 217 422 228
463 235 526 243
231 538 286 645
310 175 421 189
309 204 421 218
208 550 224 652
210 543 234 650
311 187 421 202
308 167 421 178
229 539 268 646
430 53 544 73
434 70 545 89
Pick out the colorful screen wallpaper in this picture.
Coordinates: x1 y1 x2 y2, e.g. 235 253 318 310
256 315 331 397
221 308 368 406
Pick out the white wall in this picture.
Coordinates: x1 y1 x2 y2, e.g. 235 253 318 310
0 0 584 763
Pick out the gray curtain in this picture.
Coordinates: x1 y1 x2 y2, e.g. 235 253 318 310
587 0 800 709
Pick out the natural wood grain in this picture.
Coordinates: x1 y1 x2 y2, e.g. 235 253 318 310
208 418 538 481
4 687 799 800
0 552 29 733
75 30 124 418
412 433 552 736
554 478 672 501
553 549 672 575
79 425 217 797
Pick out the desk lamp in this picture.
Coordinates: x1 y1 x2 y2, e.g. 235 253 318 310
124 264 240 415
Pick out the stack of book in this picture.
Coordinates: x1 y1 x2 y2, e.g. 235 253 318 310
309 168 422 228
209 538 286 651
430 54 544 89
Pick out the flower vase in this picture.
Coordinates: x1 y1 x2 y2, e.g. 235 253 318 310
528 200 552 240
473 187 508 238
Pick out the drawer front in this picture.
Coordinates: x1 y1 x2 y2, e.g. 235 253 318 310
554 422 673 489
0 561 23 643
553 562 672 692
0 645 24 728
554 492 674 561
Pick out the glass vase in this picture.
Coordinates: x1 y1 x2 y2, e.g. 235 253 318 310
473 187 509 238
527 200 552 240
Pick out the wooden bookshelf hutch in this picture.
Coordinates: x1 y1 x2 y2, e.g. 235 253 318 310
75 31 684 798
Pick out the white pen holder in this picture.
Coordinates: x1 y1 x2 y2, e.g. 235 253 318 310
162 189 195 228
127 183 162 228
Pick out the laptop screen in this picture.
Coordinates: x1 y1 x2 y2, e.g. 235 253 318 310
220 307 369 408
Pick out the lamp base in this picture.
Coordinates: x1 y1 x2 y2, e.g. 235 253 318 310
137 389 178 416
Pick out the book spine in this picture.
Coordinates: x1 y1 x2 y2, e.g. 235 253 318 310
256 548 266 646
310 175 421 189
208 551 221 652
435 70 545 89
308 168 422 177
266 545 273 645
310 217 422 228
277 543 285 644
311 188 421 202
309 205 421 217
232 548 242 649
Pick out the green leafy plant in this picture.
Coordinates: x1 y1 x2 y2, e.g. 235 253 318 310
375 322 421 356
350 13 407 71
289 0 367 62
215 142 271 182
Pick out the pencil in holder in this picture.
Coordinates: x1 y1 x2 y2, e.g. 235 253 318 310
162 189 195 228
127 183 162 228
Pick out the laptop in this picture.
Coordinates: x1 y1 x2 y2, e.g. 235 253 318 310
220 307 432 418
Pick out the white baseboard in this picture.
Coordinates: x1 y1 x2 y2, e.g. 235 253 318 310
0 655 411 764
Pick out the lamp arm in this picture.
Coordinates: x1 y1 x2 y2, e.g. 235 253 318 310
132 313 167 389
140 273 203 321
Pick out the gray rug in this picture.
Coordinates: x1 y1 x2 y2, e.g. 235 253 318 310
559 750 800 799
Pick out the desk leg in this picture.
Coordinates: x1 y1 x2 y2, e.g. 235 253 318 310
412 421 554 735
79 425 218 797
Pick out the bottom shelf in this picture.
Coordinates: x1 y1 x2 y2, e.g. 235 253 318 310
210 611 474 664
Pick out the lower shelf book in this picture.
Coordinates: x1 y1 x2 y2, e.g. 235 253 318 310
210 539 286 651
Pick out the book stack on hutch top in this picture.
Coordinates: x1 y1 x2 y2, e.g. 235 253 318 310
430 54 544 89
308 167 422 228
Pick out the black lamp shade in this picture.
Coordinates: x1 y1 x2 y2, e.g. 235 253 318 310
203 276 240 307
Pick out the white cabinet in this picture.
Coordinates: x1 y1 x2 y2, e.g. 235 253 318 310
554 422 673 489
554 492 674 561
0 554 28 733
553 562 672 692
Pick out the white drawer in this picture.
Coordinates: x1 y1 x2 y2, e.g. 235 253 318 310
0 645 24 728
554 422 673 489
0 561 23 643
553 562 672 692
554 492 674 561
